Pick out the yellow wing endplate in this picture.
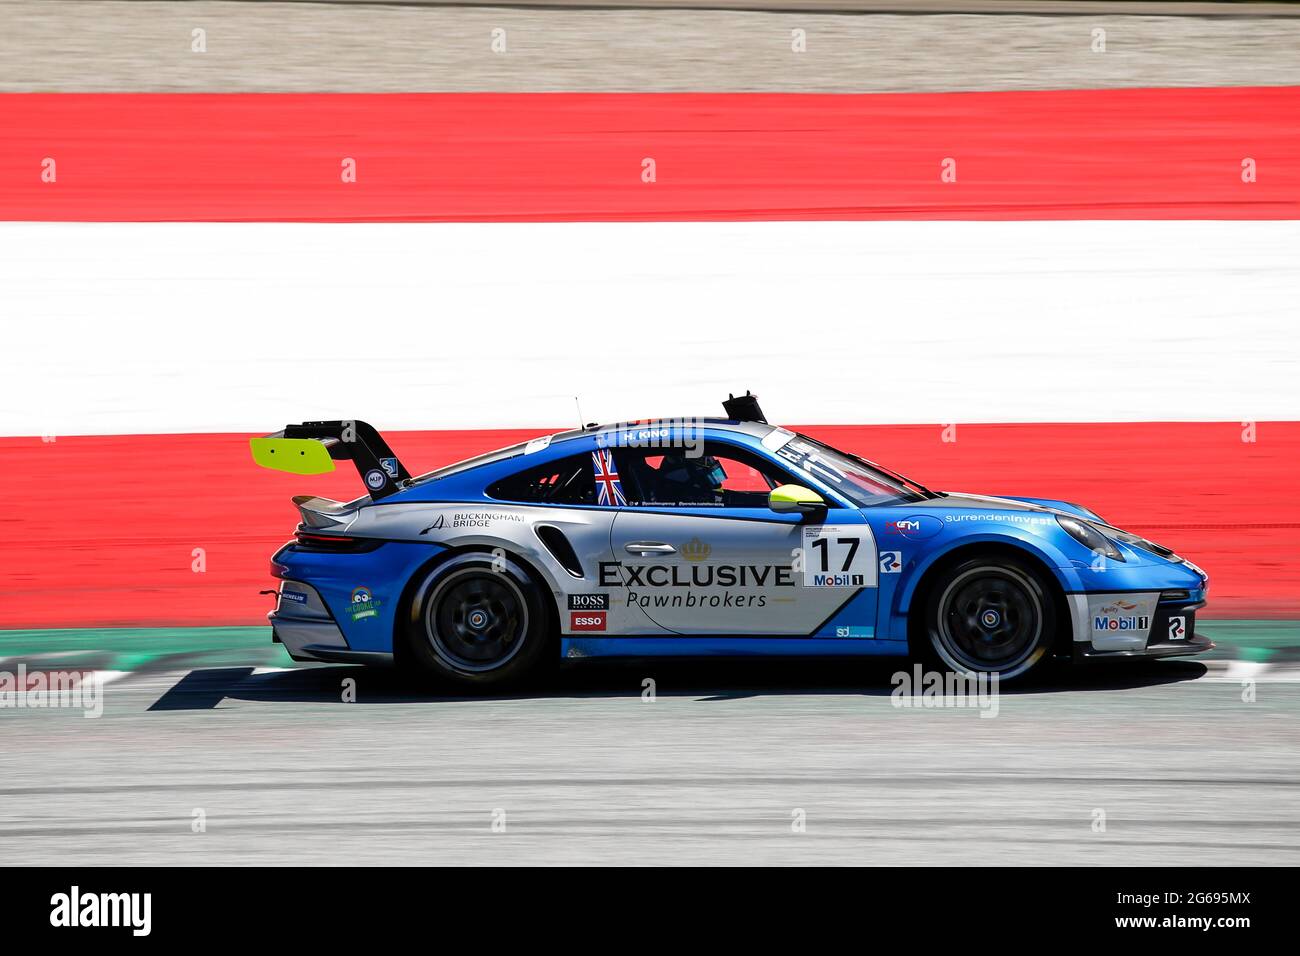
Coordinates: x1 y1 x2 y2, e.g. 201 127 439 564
250 437 336 476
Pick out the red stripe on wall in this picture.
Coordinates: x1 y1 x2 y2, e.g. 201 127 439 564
0 423 1294 629
2 89 1298 221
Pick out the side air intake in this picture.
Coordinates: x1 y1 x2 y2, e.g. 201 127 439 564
536 525 584 578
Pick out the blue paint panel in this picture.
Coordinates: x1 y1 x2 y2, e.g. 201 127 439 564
870 520 1074 637
995 496 1102 521
563 636 909 658
812 587 878 638
1065 560 1207 594
271 541 447 652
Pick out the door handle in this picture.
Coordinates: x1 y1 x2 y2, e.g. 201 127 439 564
625 542 676 556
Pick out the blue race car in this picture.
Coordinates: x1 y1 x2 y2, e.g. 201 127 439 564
251 393 1211 687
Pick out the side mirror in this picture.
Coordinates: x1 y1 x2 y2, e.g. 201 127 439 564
768 484 827 515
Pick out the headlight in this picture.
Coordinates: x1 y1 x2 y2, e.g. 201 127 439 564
1056 515 1124 562
1101 525 1179 562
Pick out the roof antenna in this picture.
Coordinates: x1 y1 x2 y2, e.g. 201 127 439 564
574 395 585 430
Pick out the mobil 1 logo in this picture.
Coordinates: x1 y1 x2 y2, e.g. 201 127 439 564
801 525 877 588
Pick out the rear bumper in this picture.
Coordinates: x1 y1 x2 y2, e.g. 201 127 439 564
269 581 394 665
271 617 395 666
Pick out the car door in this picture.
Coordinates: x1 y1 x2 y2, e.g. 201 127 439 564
482 447 637 635
606 440 877 636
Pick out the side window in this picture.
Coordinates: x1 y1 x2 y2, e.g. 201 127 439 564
615 443 794 508
486 453 596 505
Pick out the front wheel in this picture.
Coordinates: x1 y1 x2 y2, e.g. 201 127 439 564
405 553 554 689
922 556 1056 681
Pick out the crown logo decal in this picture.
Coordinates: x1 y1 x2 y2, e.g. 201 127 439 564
681 537 711 563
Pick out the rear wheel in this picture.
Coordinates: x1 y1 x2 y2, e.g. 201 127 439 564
923 556 1056 681
405 553 553 689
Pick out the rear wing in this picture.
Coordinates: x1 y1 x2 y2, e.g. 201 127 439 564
250 420 411 500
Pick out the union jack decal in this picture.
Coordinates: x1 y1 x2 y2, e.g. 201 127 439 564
592 449 627 507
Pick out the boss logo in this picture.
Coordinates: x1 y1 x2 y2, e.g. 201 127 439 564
568 594 610 611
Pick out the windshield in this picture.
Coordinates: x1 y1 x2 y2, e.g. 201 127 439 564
768 430 931 507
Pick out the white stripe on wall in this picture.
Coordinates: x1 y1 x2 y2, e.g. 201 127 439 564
4 220 1297 436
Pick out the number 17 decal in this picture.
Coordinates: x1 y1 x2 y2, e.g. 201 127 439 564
801 525 878 588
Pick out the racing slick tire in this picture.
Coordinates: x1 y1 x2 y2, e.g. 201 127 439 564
404 552 554 690
920 554 1057 682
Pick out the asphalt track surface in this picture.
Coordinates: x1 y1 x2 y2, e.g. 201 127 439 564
4 1 1300 92
3 646 1298 865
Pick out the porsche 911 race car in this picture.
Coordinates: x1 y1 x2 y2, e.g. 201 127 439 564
251 394 1211 686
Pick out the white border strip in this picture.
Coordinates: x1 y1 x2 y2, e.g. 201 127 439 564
5 220 1299 436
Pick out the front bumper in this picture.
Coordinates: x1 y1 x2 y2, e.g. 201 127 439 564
1076 631 1215 661
1067 578 1212 660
